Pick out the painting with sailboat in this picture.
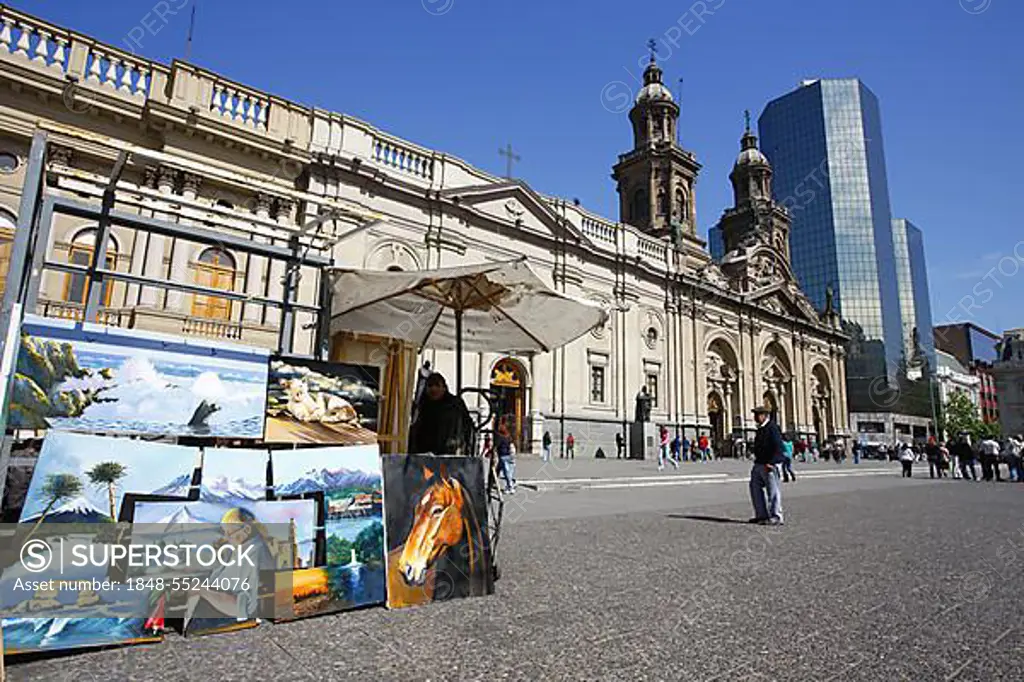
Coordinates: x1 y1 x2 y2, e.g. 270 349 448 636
271 445 385 616
10 315 269 438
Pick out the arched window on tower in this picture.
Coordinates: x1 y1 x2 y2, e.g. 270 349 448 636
673 188 685 223
192 247 236 320
631 189 649 224
657 189 668 216
64 228 118 308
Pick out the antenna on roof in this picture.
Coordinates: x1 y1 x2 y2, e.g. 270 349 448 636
184 1 197 61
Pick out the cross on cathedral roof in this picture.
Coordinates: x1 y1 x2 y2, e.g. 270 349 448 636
647 38 658 62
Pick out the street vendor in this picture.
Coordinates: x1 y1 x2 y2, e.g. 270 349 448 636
408 372 475 456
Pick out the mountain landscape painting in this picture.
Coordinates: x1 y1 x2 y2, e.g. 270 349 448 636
200 447 269 504
19 432 199 525
271 445 385 615
10 316 269 438
264 357 380 444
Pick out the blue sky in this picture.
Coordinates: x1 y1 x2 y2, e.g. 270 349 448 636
28 0 1023 334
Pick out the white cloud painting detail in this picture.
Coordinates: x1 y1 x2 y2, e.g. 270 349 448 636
11 317 269 438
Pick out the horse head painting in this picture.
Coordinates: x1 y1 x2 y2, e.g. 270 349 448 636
384 456 492 608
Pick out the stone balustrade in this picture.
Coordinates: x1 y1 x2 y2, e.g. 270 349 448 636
638 235 668 262
80 41 151 98
372 132 435 180
581 216 617 245
209 77 269 131
0 6 71 72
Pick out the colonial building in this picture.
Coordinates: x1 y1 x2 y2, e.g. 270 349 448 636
0 7 848 456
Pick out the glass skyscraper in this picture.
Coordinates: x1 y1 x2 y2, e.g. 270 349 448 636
707 225 724 261
891 219 935 371
759 79 904 415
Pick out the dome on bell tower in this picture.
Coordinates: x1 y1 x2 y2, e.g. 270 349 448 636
636 56 674 103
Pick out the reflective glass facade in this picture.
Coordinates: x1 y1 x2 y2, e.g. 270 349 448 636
892 219 935 370
760 79 904 413
708 226 724 261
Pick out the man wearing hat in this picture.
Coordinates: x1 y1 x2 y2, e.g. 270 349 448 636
750 405 784 525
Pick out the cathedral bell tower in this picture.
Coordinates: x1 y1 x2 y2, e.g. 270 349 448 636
611 43 702 247
719 112 791 263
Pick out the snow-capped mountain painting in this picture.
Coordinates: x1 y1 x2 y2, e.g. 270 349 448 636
152 473 195 498
12 316 269 438
20 496 110 524
19 432 201 524
272 445 381 497
200 448 268 502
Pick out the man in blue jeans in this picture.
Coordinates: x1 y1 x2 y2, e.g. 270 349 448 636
749 405 784 526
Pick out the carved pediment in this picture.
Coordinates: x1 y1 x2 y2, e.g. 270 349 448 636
747 284 820 326
442 181 589 245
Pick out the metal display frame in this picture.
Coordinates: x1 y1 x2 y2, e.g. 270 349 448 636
0 130 357 499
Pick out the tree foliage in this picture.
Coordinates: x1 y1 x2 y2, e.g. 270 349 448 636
942 391 998 440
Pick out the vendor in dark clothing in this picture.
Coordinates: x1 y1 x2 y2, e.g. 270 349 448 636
408 372 475 456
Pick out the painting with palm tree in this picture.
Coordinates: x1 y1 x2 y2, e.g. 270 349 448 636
19 432 199 525
3 432 198 654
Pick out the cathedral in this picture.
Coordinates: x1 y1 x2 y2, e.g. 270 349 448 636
0 7 849 456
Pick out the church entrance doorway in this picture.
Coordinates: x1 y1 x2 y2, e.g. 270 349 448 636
490 358 528 451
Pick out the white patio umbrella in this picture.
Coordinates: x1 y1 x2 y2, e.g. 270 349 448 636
329 257 608 390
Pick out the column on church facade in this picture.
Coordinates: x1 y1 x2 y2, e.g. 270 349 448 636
681 305 698 430
792 337 808 436
244 193 273 325
140 166 175 307
265 198 292 327
664 301 678 427
166 172 202 312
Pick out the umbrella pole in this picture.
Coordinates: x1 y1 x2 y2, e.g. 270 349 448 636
455 308 463 393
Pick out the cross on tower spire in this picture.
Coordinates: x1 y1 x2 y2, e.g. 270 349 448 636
647 38 658 62
744 109 751 132
498 143 521 179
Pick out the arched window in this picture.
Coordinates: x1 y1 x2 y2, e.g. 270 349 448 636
63 228 118 307
674 188 687 222
631 189 649 224
192 247 236 320
0 209 15 300
657 189 668 216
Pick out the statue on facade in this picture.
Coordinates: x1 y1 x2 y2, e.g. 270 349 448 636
824 283 835 315
634 386 652 423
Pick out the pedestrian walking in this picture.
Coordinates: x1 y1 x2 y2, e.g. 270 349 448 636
698 434 709 462
899 441 914 478
615 431 625 459
672 432 682 464
852 440 862 465
938 442 951 477
952 435 976 481
749 406 784 526
496 422 516 494
681 435 691 462
925 437 941 479
658 424 677 470
565 432 575 459
781 434 796 483
980 436 1002 482
1005 435 1023 481
542 430 552 463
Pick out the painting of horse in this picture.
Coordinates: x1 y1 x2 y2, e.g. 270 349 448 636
382 455 493 609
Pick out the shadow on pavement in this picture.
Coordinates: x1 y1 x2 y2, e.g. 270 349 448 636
666 514 748 525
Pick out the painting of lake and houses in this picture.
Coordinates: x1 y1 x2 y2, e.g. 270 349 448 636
271 445 385 616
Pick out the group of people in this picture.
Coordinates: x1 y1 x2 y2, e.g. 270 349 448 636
656 428 717 470
897 434 1024 481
